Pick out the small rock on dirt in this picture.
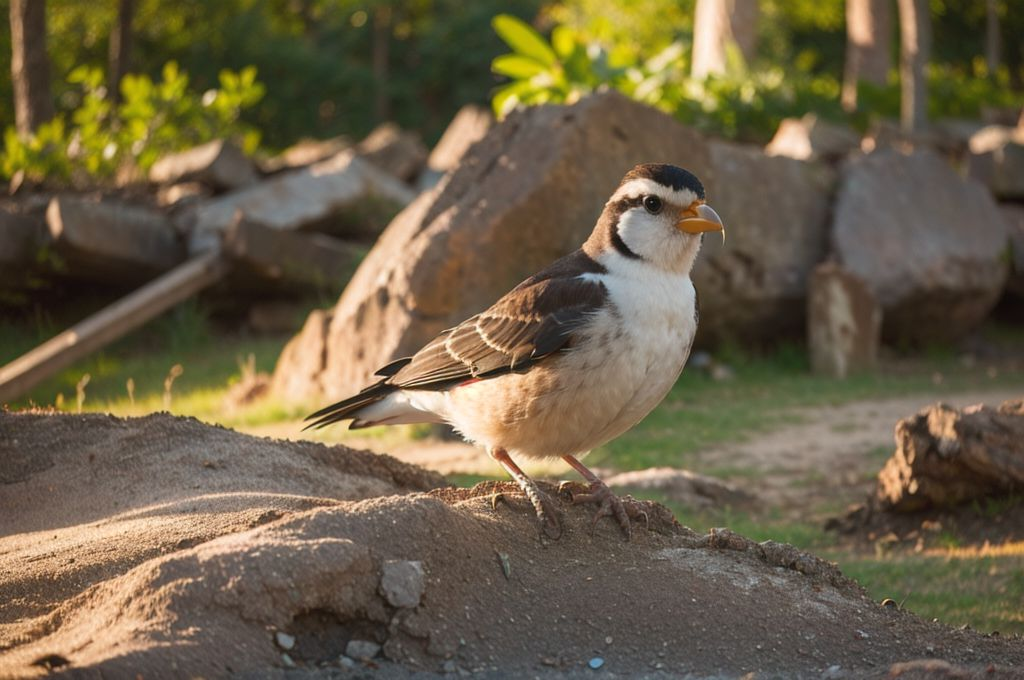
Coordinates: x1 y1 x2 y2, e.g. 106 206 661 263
380 559 425 609
275 631 296 650
345 639 380 659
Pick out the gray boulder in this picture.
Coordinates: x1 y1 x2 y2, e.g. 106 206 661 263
149 140 259 191
765 113 861 163
966 125 1024 200
272 92 833 401
183 150 416 253
46 196 185 282
833 149 1009 344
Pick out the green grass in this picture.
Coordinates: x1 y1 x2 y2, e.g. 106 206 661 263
586 343 1022 471
835 551 1024 635
1 300 302 427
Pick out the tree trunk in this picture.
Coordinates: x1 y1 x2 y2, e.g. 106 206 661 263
897 0 930 133
372 4 392 122
10 0 54 135
985 0 1000 77
691 0 759 79
108 0 134 104
841 0 893 111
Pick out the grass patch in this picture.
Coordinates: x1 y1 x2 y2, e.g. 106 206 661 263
833 552 1024 635
586 343 1020 471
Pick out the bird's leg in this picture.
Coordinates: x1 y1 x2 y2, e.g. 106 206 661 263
489 447 562 539
560 455 648 540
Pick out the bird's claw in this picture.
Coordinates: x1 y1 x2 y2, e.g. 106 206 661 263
560 480 649 540
490 489 562 540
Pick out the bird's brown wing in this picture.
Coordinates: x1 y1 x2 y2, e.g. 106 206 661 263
386 262 608 391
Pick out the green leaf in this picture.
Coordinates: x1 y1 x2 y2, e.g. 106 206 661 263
551 26 576 61
492 14 556 66
491 80 536 118
491 54 547 79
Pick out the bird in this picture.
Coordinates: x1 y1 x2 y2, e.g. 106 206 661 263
305 163 724 539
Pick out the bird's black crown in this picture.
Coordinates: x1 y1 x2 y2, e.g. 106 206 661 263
621 164 705 200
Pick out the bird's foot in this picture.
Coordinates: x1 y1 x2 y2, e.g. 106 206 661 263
491 486 562 540
558 480 649 540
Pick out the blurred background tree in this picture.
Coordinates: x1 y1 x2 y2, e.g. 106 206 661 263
1 0 1022 176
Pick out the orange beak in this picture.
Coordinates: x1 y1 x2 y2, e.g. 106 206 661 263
676 202 725 237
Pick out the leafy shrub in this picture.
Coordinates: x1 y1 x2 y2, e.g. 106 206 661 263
490 14 1024 143
2 62 264 184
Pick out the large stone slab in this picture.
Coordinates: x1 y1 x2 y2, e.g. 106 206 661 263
45 196 185 282
273 92 833 400
693 141 834 342
833 149 1009 344
184 150 417 253
149 139 260 191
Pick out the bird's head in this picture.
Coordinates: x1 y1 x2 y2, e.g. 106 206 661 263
585 163 724 274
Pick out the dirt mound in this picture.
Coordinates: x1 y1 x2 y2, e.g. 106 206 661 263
2 414 1022 678
0 412 444 646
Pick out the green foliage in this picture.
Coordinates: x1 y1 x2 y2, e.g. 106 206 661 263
2 61 264 184
490 12 1024 143
490 14 845 141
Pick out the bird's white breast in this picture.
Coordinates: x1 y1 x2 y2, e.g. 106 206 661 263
439 255 698 459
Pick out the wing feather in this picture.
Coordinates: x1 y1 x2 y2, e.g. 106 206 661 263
386 253 608 391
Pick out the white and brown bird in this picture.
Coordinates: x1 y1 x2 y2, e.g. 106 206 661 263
306 163 724 538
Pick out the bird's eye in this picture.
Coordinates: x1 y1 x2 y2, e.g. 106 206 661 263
642 195 662 214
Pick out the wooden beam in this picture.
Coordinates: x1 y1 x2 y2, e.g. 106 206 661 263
0 251 229 404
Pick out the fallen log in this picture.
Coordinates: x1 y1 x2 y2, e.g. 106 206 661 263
0 252 228 404
877 399 1024 512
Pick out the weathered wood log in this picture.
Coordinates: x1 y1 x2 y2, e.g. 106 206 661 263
0 252 228 404
876 400 1024 512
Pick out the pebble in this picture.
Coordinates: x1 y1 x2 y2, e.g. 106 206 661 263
442 659 457 673
345 639 381 659
275 631 296 651
339 656 356 669
380 560 426 608
281 653 296 668
588 657 604 670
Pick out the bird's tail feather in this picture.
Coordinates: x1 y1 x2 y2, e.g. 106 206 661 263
303 381 395 431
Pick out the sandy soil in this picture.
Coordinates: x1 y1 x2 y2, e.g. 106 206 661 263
2 411 1023 678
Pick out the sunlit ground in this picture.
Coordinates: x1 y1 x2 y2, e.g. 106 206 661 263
3 309 1023 635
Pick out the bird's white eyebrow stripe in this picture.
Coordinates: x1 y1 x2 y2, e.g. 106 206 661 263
609 178 696 205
